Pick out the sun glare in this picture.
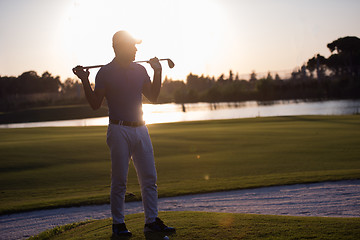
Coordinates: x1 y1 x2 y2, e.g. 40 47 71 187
60 0 227 82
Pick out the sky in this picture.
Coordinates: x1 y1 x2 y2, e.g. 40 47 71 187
0 0 360 83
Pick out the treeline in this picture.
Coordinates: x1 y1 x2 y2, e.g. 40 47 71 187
158 36 360 103
158 69 359 104
0 71 84 111
1 36 359 112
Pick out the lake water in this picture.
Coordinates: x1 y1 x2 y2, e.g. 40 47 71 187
0 99 359 128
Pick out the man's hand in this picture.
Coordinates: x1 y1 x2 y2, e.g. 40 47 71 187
148 57 162 72
72 65 90 81
71 65 105 110
142 57 162 103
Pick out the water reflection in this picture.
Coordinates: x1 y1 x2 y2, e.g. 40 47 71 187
0 100 359 128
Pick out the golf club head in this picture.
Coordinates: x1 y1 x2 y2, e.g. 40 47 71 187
166 59 175 69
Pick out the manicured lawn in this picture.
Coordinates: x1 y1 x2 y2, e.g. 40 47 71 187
29 211 360 240
1 115 360 214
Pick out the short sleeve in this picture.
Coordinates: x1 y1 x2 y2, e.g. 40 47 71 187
95 68 106 89
142 66 151 85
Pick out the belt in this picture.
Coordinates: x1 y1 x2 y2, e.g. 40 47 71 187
109 119 145 127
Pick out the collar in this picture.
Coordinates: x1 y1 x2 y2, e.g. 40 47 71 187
111 58 136 70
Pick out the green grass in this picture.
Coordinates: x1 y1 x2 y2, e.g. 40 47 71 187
1 115 360 214
29 211 360 240
0 104 108 124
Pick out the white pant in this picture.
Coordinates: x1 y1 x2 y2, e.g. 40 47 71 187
106 124 158 224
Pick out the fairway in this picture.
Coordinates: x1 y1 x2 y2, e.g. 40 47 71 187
30 211 360 240
1 115 360 214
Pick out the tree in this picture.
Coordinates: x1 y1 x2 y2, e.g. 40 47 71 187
235 72 239 81
41 71 61 93
250 71 257 82
186 73 212 91
17 71 40 94
327 36 360 54
326 54 343 76
327 36 360 79
228 70 234 82
266 72 273 81
275 73 281 81
306 54 327 79
217 74 225 83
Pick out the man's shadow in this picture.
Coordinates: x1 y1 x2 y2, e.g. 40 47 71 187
144 231 173 240
111 232 172 240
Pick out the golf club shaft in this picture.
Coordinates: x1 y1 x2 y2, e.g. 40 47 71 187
82 58 171 70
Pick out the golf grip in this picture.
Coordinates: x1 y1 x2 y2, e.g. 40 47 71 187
81 58 170 70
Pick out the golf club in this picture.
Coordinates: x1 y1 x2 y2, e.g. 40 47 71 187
78 58 175 70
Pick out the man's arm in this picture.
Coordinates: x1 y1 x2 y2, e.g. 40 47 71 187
72 66 105 110
142 57 162 103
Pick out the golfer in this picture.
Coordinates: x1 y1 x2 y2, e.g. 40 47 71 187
73 30 175 238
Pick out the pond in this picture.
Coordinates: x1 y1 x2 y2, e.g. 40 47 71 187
0 99 359 128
